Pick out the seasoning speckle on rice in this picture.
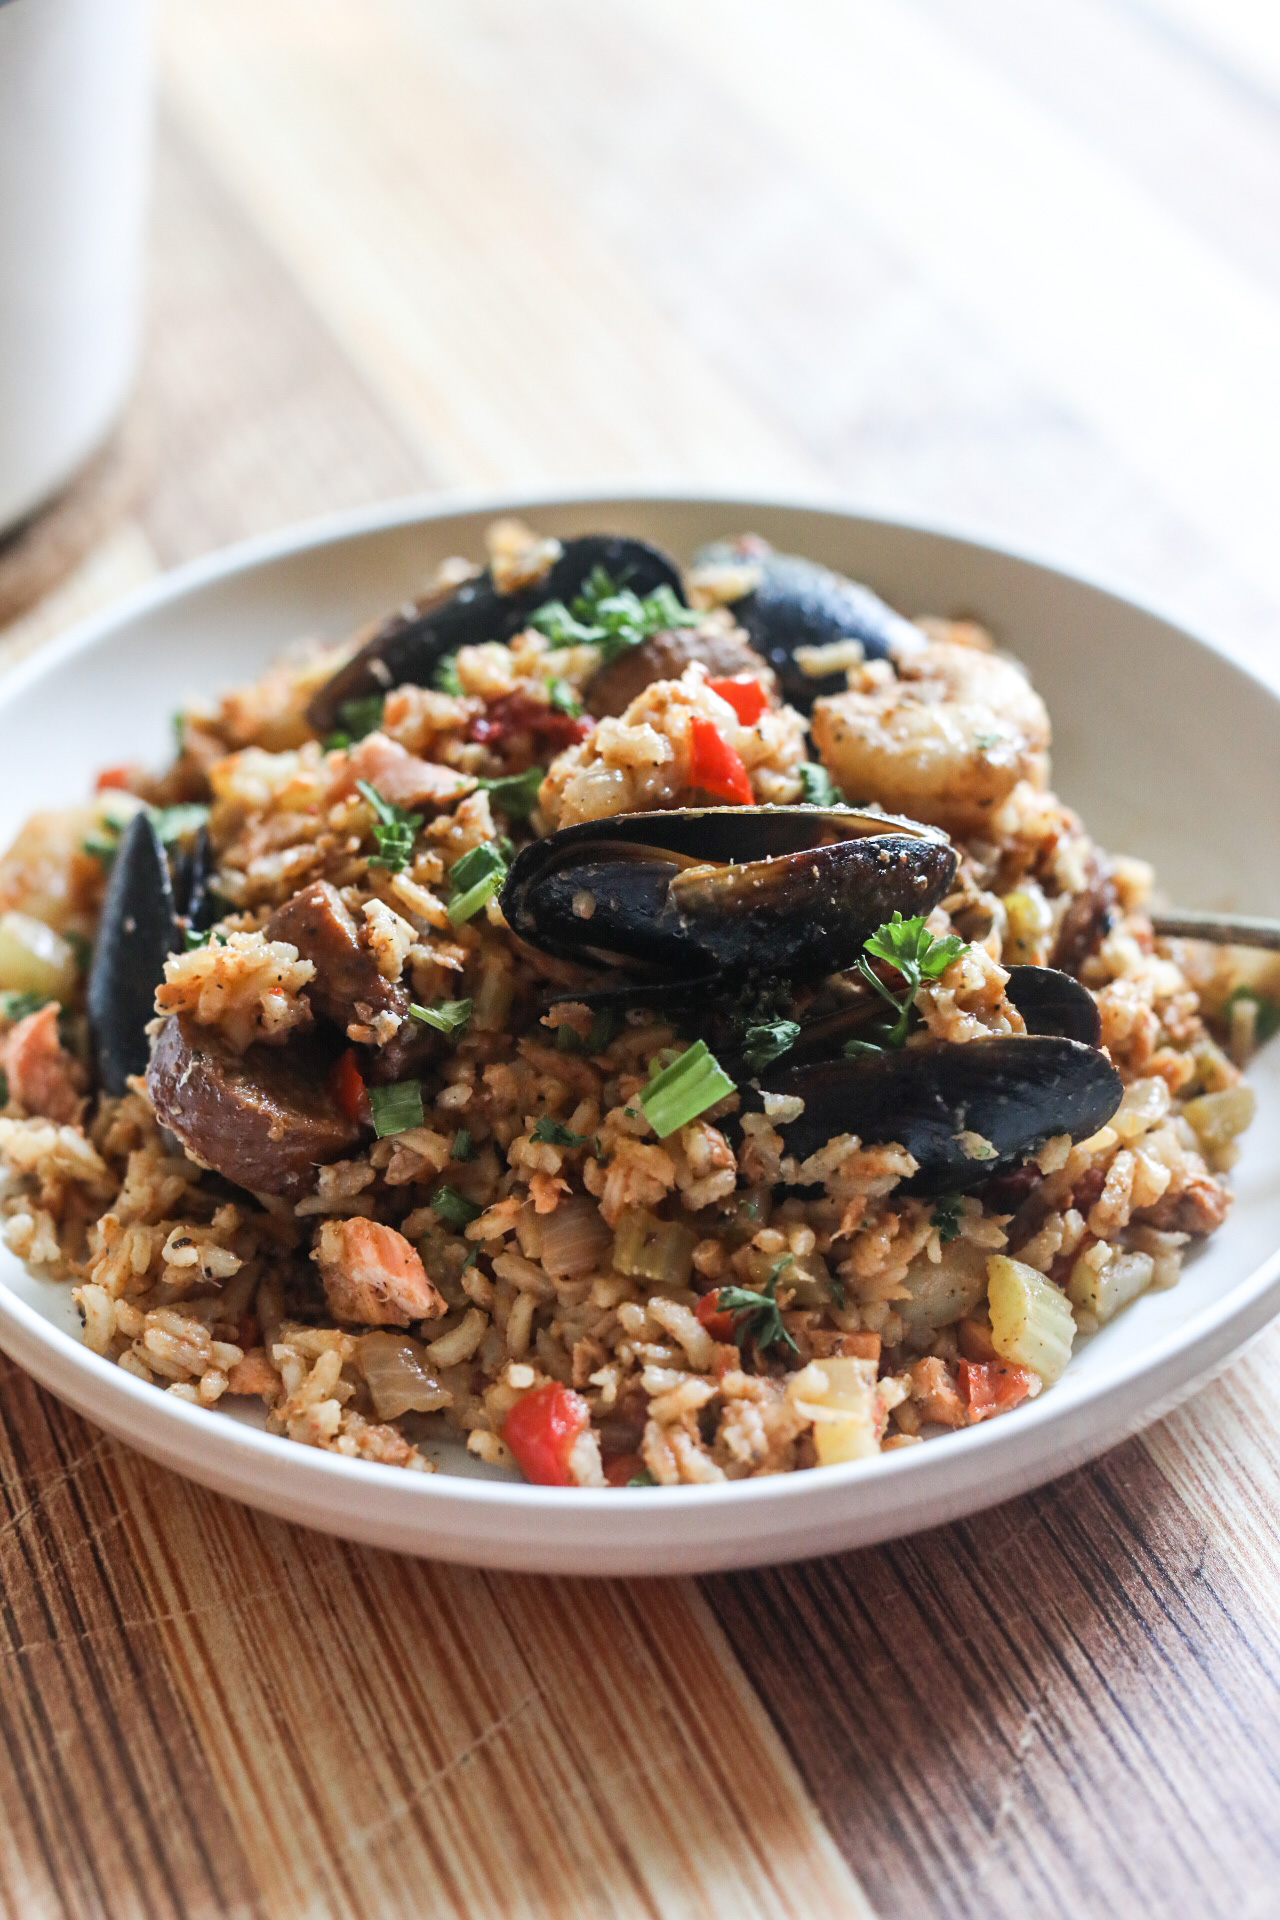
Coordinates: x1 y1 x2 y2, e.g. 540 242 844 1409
0 522 1267 1484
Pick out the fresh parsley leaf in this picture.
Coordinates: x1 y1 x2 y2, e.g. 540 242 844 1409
434 653 463 696
410 997 473 1037
82 800 210 866
530 568 699 667
337 694 385 742
356 780 422 875
856 912 969 1047
323 731 352 752
184 927 213 950
547 678 582 717
430 1183 481 1229
930 1194 964 1244
367 1078 424 1137
797 761 840 807
476 766 544 819
715 1258 798 1358
451 1128 475 1161
446 841 509 924
0 990 51 1024
741 1019 801 1073
530 1115 592 1148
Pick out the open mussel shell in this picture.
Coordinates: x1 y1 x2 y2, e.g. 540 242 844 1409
755 1036 1122 1196
172 824 217 935
1005 964 1101 1044
307 533 685 732
87 812 182 1096
693 536 924 713
503 805 957 983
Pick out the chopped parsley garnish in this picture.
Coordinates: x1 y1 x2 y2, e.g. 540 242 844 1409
83 800 209 865
639 1040 736 1139
183 927 227 951
172 711 187 754
65 931 92 973
0 990 51 1024
430 1183 481 1229
930 1194 964 1244
367 1078 424 1137
530 1115 592 1148
434 653 463 696
856 913 968 1048
547 678 583 716
530 567 699 667
797 761 840 807
741 1019 801 1073
627 1469 657 1488
555 1007 619 1056
451 1128 475 1161
716 1258 798 1357
339 694 385 741
476 766 544 819
356 780 422 875
446 841 509 925
409 997 473 1036
1224 985 1280 1045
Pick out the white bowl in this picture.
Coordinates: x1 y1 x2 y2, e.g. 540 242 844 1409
2 488 1277 1575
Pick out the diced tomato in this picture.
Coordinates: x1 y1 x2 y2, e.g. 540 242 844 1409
503 1382 591 1486
94 765 136 792
604 1452 646 1487
957 1358 1036 1423
707 677 768 726
331 1047 367 1123
696 1289 736 1342
468 692 591 751
687 716 753 805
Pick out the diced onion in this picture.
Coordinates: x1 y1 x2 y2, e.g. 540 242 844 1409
1066 1247 1154 1325
539 1195 612 1279
0 911 78 1004
357 1331 452 1420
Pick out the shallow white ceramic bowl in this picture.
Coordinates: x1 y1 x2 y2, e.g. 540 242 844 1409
2 489 1278 1575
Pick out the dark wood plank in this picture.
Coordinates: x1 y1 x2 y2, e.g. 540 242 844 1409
703 1435 1280 1919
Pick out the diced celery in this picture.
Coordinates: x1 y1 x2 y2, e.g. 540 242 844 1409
1181 1085 1256 1155
0 911 78 1004
1067 1247 1155 1325
986 1254 1076 1385
611 1207 697 1287
898 1237 989 1332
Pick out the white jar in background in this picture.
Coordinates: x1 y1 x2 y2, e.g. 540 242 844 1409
0 0 153 533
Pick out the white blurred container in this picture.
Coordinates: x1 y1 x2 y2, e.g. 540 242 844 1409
0 0 153 533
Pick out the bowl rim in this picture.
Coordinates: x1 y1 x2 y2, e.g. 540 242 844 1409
2 479 1278 1523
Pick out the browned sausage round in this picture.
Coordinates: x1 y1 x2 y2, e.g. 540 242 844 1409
585 626 771 719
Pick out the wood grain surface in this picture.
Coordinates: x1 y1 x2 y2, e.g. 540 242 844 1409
3 3 1280 1914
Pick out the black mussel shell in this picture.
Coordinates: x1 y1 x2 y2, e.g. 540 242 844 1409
1005 965 1101 1044
87 812 182 1095
502 805 957 982
307 533 685 732
754 1036 1123 1196
173 824 218 935
694 535 923 713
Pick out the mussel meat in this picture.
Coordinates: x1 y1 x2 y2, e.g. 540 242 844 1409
692 535 924 714
753 1034 1122 1196
502 805 957 985
87 812 181 1095
307 533 686 733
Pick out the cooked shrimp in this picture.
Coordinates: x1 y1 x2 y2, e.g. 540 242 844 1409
810 639 1050 837
313 1218 447 1326
1 1002 86 1125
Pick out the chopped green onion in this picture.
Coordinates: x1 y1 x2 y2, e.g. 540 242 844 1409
434 653 463 696
451 1128 475 1162
171 711 187 754
476 766 544 820
1224 985 1280 1045
356 780 422 875
82 799 210 866
367 1079 424 1138
797 761 840 807
337 693 384 742
842 1037 885 1058
554 1006 618 1056
741 1019 801 1073
639 1040 736 1139
323 731 352 752
627 1470 657 1488
150 804 211 845
446 841 508 925
430 1183 481 1229
530 1115 592 1148
930 1194 964 1244
409 997 473 1036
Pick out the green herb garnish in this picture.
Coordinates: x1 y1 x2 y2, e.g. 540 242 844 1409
554 1007 618 1056
639 1040 736 1139
797 762 840 807
1224 986 1280 1046
430 1183 481 1229
409 997 473 1037
476 766 544 820
857 913 968 1048
547 678 583 717
434 653 463 696
0 1069 7 1106
741 1019 801 1073
530 568 699 667
716 1258 798 1357
367 1078 424 1138
0 990 51 1025
83 800 209 866
451 1128 475 1161
930 1194 964 1244
356 781 422 875
530 1115 592 1148
338 694 385 742
627 1469 657 1488
446 841 508 924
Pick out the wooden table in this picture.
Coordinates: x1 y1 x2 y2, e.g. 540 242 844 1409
3 4 1280 1913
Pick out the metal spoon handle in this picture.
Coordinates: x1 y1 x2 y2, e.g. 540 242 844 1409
1150 909 1280 952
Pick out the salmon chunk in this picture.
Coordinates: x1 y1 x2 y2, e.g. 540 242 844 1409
313 1217 447 1327
1 1002 86 1125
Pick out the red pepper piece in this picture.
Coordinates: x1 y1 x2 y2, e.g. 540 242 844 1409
468 692 591 751
707 677 768 726
503 1381 591 1486
604 1452 646 1487
957 1358 1035 1423
696 1289 736 1342
687 715 753 805
331 1047 367 1123
94 765 136 792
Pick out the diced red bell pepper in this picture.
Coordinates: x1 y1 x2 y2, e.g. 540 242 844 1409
604 1452 646 1487
468 692 591 751
331 1047 367 1123
957 1358 1035 1423
687 715 753 805
94 765 136 792
707 677 768 726
503 1381 591 1486
696 1289 736 1342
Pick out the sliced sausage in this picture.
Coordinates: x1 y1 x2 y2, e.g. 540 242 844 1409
146 1013 360 1198
586 626 771 719
265 880 403 1028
